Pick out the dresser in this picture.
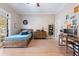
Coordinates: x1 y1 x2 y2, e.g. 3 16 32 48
34 30 47 39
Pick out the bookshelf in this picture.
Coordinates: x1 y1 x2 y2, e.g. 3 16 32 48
48 25 53 35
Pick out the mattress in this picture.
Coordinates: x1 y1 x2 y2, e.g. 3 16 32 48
4 34 32 42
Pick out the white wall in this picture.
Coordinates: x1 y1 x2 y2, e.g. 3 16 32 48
21 14 55 34
55 3 79 41
0 4 21 35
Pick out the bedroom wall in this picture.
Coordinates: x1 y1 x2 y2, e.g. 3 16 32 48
55 3 79 41
0 3 21 35
21 14 55 34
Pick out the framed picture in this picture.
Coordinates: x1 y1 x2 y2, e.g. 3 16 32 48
66 15 70 20
74 6 79 13
23 20 28 25
72 19 77 25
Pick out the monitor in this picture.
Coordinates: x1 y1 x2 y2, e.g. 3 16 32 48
64 29 74 34
64 29 77 35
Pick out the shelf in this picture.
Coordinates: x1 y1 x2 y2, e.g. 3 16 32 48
67 39 79 56
48 25 53 35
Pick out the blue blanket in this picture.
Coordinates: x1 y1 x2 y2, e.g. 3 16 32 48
5 34 32 41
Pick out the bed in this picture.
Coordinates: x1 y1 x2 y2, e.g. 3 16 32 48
3 29 33 48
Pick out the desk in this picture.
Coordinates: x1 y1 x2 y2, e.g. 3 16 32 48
59 34 79 56
66 35 79 56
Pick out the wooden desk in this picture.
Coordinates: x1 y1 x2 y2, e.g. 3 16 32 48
66 35 79 56
59 34 79 56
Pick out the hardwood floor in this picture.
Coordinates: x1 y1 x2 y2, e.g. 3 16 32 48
0 38 73 56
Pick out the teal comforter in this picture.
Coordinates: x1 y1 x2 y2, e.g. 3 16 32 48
5 34 32 41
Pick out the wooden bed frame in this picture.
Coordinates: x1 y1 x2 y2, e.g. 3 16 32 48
2 29 33 48
2 38 32 48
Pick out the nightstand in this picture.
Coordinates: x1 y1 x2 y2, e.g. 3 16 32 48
0 42 3 48
0 34 5 42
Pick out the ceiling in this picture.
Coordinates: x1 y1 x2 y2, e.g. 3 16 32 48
8 3 66 15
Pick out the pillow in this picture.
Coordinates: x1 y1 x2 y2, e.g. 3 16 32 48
23 30 32 33
27 30 31 33
21 32 29 35
21 30 28 32
19 30 28 34
19 29 32 35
